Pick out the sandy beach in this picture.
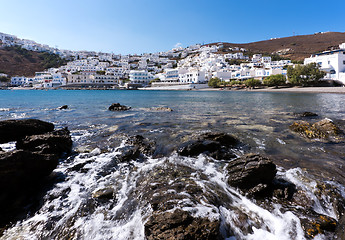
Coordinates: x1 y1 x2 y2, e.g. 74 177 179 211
196 86 345 94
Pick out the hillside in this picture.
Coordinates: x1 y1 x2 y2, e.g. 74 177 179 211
212 32 345 61
0 46 67 77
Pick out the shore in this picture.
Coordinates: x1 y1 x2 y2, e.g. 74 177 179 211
195 86 345 94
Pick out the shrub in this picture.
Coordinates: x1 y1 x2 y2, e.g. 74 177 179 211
208 77 222 88
263 74 286 86
244 78 261 87
287 63 325 86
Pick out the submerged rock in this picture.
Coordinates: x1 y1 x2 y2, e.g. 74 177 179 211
335 215 345 239
92 187 114 200
16 127 72 155
295 112 318 117
178 132 238 160
145 209 220 240
227 154 276 190
150 107 173 112
290 118 342 141
115 135 156 162
108 103 131 111
0 119 54 143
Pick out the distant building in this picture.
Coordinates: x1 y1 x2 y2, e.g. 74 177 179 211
179 69 207 83
304 43 345 84
129 70 154 86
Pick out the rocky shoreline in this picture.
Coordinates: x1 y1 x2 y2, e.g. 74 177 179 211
0 119 72 229
0 115 344 239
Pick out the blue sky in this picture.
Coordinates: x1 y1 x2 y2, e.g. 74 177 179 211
0 0 344 54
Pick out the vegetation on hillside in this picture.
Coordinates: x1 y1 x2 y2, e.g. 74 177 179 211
0 46 67 76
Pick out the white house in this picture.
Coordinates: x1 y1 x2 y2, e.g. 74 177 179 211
179 69 207 83
129 70 154 86
304 43 345 84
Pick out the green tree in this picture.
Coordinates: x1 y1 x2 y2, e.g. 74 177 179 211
96 70 106 75
244 78 261 88
287 63 325 86
263 74 286 86
208 77 222 88
0 76 9 82
229 80 242 86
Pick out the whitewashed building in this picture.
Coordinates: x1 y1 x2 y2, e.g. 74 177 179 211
129 70 154 86
179 69 207 83
304 43 345 84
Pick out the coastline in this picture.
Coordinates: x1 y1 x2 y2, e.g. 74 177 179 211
5 86 345 94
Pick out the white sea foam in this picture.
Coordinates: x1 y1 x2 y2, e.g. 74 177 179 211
0 142 341 240
0 141 16 152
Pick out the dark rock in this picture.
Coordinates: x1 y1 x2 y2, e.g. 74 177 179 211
0 119 54 144
178 140 221 157
335 214 345 239
0 150 59 188
200 132 239 147
178 132 238 160
16 128 72 155
271 178 296 200
108 103 131 111
300 213 337 238
116 145 140 162
295 112 318 117
92 187 114 200
227 154 276 190
114 135 156 162
145 209 221 240
290 119 342 141
58 105 68 110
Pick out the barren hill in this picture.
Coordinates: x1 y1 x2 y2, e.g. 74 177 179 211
213 32 345 61
0 46 66 77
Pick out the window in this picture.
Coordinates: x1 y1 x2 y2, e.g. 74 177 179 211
343 60 345 65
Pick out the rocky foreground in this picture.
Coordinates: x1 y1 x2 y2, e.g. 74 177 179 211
0 119 72 229
0 116 344 239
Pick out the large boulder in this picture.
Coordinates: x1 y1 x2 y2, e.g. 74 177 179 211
0 119 54 143
0 150 59 189
108 103 131 111
145 209 220 240
178 132 238 160
227 154 276 190
290 118 342 141
16 128 72 155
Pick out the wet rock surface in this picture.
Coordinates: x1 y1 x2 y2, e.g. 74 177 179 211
0 119 72 228
116 135 156 162
145 209 221 240
178 132 238 160
227 154 277 190
108 103 131 111
136 162 226 239
0 119 54 143
290 118 343 141
16 127 72 155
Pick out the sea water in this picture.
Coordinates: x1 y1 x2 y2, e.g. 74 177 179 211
0 89 345 239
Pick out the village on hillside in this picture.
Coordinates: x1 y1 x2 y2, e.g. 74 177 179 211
1 32 345 90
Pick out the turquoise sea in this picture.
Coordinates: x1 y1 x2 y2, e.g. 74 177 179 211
1 89 345 239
